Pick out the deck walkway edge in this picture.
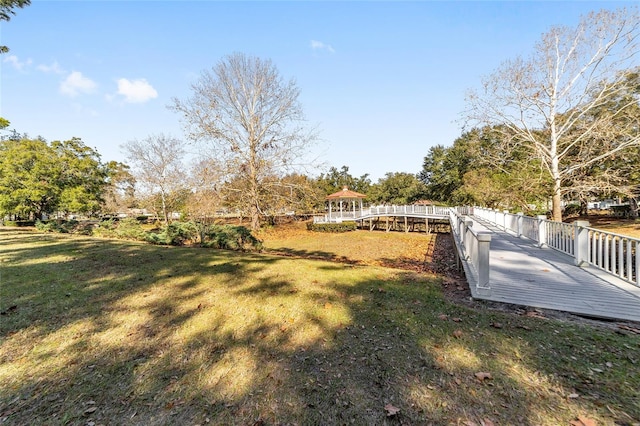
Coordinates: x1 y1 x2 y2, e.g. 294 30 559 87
452 217 640 323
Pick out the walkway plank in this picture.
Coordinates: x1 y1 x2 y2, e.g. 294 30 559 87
465 219 640 322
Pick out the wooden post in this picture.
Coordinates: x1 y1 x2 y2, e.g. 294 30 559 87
404 216 408 233
574 220 590 266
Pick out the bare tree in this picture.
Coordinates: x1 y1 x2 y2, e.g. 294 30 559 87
465 8 640 221
121 134 186 224
171 52 318 230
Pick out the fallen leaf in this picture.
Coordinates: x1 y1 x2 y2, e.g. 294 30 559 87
490 322 503 329
480 419 495 426
569 416 597 426
474 372 492 381
453 330 463 338
438 314 448 320
567 393 579 399
83 406 97 415
324 302 332 309
452 317 462 322
384 403 400 416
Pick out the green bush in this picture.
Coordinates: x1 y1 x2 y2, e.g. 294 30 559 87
202 224 263 251
114 217 147 241
306 221 357 232
33 217 262 252
146 221 198 246
3 220 36 227
93 218 145 240
562 204 582 218
36 219 95 235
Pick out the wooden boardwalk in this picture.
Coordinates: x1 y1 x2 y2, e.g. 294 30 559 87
463 218 640 322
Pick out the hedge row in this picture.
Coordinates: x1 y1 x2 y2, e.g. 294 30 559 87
3 220 36 227
35 218 263 251
306 221 357 233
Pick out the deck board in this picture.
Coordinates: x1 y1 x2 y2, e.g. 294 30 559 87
461 218 640 322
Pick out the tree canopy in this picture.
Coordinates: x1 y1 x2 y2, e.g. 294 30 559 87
368 172 426 205
0 137 108 219
121 134 186 224
465 7 640 221
172 52 318 230
0 0 30 54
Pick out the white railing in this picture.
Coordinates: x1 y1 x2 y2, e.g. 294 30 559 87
474 207 640 287
587 228 639 286
362 205 452 217
450 210 491 294
314 205 468 223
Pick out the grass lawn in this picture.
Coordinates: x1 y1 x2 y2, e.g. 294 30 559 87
580 215 640 239
1 225 639 425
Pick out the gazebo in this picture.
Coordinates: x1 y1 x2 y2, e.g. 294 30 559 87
326 186 367 220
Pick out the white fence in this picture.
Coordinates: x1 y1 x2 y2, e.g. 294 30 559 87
474 207 640 287
450 210 491 294
313 205 464 223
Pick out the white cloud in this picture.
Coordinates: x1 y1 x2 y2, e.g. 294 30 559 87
60 71 97 97
3 55 32 71
37 61 65 74
116 78 158 103
310 40 335 54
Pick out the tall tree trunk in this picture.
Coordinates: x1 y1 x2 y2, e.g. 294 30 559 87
630 197 639 218
550 155 563 222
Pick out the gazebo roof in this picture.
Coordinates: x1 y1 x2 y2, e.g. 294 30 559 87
326 186 367 200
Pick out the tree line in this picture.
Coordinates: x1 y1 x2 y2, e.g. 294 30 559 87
2 7 639 226
0 126 428 227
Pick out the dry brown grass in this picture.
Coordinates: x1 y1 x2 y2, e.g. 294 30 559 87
258 221 437 271
581 215 640 239
1 226 639 425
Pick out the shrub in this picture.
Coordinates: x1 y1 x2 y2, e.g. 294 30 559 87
306 221 357 233
92 218 147 240
562 204 582 218
202 224 263 251
3 220 36 227
146 221 198 246
36 219 95 235
113 217 147 241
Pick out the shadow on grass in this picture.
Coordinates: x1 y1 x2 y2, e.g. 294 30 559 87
263 247 355 264
1 228 638 425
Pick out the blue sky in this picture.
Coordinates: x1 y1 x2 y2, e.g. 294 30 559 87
1 1 632 181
